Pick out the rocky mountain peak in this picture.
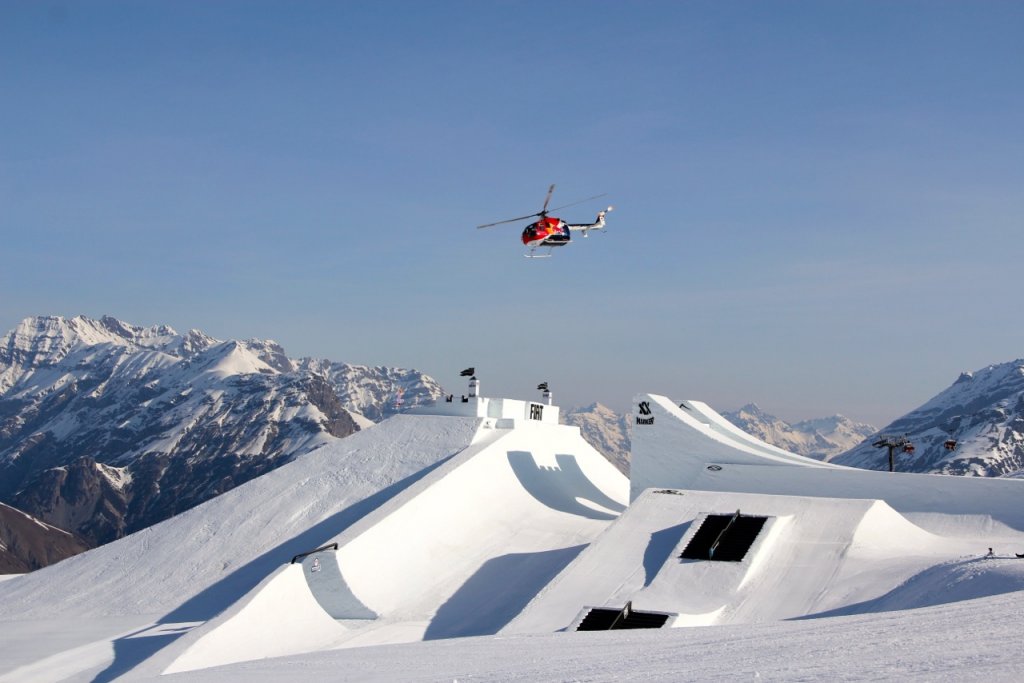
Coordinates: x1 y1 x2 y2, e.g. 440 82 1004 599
176 329 219 357
240 338 295 373
576 402 618 418
735 402 766 416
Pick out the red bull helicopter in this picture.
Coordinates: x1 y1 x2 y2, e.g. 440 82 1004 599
476 184 613 258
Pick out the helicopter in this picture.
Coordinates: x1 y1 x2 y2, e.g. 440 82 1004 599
476 184 613 258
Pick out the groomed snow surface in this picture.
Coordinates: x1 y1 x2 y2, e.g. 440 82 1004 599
2 395 1024 682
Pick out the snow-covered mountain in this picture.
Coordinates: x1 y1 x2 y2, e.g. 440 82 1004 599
723 404 877 461
0 315 444 553
835 360 1024 475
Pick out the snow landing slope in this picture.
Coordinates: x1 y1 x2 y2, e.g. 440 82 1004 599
161 413 627 673
0 414 480 679
0 408 628 680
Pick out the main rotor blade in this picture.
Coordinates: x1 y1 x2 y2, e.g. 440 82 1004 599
540 184 556 214
476 212 542 229
476 184 598 229
547 193 608 214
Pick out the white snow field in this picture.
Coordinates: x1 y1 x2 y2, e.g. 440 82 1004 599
2 393 1024 682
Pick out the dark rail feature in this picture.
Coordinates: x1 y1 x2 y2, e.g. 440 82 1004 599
679 510 767 562
291 543 339 564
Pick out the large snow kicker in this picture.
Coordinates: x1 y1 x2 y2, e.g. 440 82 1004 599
163 400 628 672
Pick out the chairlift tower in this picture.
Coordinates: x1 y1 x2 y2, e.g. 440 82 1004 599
872 435 915 472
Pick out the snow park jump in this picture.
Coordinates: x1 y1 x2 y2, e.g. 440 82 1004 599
1 385 1024 680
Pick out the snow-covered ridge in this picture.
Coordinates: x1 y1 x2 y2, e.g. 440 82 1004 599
3 315 178 364
95 461 131 490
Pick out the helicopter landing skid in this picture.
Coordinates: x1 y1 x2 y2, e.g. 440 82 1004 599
524 251 553 258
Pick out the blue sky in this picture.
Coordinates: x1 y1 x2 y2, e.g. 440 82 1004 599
2 1 1022 426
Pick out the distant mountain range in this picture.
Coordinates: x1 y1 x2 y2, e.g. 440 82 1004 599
722 404 877 461
0 315 443 569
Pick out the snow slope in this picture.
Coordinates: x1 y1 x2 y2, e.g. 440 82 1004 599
161 416 627 673
506 488 1016 634
158 585 1024 683
2 392 1024 682
0 414 482 680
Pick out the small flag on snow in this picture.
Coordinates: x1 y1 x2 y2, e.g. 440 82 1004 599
537 382 548 391
460 367 475 377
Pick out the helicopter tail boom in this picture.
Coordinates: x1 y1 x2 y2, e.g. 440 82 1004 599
566 206 614 235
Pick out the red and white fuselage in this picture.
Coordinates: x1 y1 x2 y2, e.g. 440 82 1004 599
521 216 571 247
520 208 611 249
